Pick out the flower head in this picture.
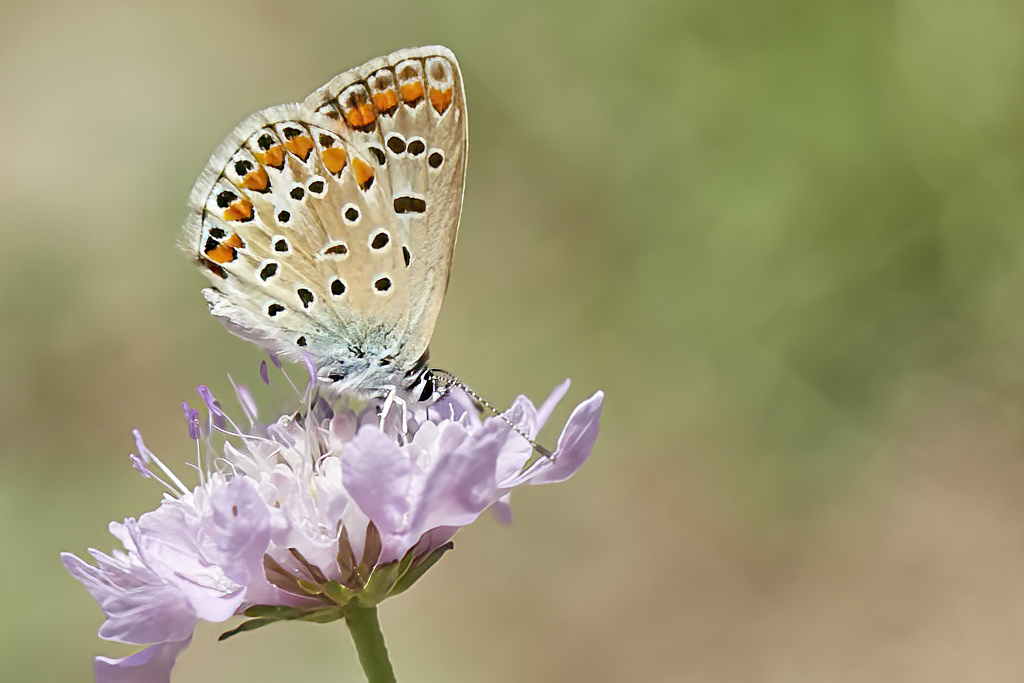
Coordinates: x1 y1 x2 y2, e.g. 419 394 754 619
63 368 603 682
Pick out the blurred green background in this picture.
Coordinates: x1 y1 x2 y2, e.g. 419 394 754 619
6 0 1024 680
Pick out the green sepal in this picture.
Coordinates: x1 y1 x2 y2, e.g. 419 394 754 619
297 606 349 624
323 580 356 606
218 540 454 644
242 604 307 620
218 618 274 641
391 542 454 596
359 561 404 607
222 603 350 641
392 546 418 584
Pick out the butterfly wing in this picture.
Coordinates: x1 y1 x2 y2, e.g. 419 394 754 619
182 46 467 381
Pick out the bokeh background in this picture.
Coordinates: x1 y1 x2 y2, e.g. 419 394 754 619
5 0 1024 680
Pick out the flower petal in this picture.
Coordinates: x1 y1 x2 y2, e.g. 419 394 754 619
131 507 244 624
405 419 507 545
61 552 198 645
521 391 604 486
343 426 414 540
490 493 514 525
536 379 571 429
207 478 272 586
94 638 191 683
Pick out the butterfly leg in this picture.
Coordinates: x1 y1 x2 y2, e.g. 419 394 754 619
378 385 412 442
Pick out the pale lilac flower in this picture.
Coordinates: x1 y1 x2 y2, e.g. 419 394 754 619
63 369 603 682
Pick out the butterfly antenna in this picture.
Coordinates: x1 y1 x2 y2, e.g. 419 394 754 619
433 371 555 459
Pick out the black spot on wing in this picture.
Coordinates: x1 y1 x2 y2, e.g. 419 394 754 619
394 196 426 214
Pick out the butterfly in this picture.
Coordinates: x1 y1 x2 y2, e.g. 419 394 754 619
182 46 467 412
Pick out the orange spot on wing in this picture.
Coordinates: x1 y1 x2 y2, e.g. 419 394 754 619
400 81 424 105
241 166 269 192
224 233 244 249
223 199 253 222
372 89 398 114
321 147 348 175
344 103 377 129
284 135 314 161
204 243 237 264
351 158 374 190
256 145 285 169
429 87 453 114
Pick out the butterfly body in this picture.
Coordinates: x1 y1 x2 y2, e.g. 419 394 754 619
183 47 467 401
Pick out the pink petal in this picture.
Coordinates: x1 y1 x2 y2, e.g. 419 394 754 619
94 638 191 683
524 391 604 486
536 379 571 429
342 426 414 539
490 494 514 525
406 419 507 540
61 552 197 645
130 510 244 624
207 479 273 586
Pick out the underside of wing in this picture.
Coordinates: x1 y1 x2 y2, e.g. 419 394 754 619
182 46 468 371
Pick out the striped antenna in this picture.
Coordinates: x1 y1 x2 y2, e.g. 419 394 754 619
431 370 555 459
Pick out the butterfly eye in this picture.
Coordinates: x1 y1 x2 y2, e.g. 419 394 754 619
417 374 436 402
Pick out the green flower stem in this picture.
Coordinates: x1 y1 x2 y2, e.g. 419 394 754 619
345 606 397 683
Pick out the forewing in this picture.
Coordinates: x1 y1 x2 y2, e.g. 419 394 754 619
303 45 467 365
